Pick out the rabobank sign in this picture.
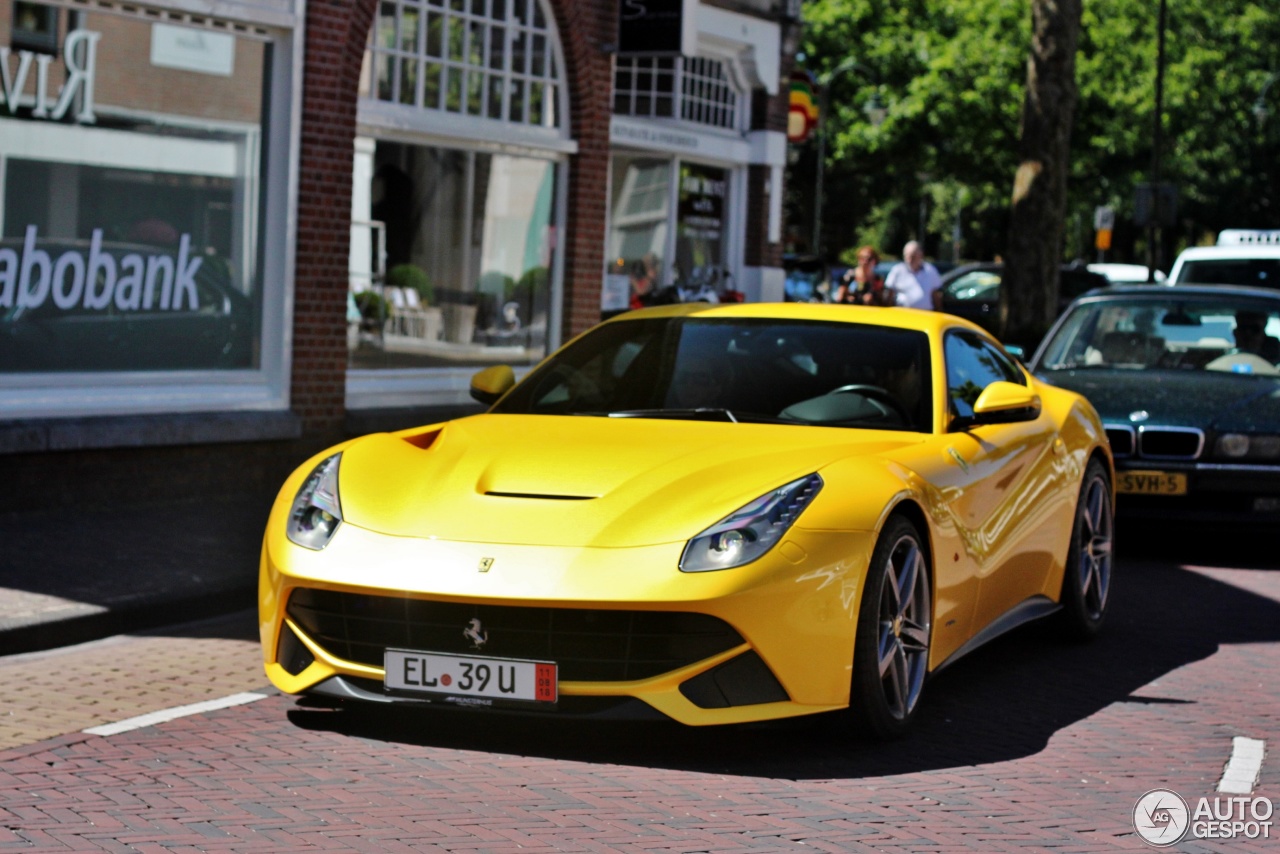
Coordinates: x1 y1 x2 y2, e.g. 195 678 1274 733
0 226 204 312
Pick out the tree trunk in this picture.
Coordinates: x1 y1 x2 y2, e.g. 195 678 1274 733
999 0 1083 349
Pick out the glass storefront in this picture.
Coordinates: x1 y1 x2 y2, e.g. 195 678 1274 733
348 0 570 389
605 155 730 310
675 162 727 291
605 155 670 308
0 2 268 375
349 141 557 369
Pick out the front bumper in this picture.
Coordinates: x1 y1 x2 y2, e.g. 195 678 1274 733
259 520 875 726
1115 460 1280 522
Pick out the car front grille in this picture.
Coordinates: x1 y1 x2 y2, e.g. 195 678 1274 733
1104 425 1135 457
1137 427 1204 460
1104 424 1203 460
286 588 745 682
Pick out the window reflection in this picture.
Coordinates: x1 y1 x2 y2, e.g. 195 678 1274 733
349 142 556 369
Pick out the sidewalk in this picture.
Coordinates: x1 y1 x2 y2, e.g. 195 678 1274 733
0 491 274 656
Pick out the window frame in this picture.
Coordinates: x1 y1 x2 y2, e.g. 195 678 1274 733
348 0 572 411
0 0 303 420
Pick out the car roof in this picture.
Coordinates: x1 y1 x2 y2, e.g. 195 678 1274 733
1087 262 1166 282
1068 282 1280 303
939 261 1110 285
607 301 992 338
1172 245 1280 260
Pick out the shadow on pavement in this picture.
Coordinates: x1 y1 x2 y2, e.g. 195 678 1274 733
0 494 269 654
285 536 1280 780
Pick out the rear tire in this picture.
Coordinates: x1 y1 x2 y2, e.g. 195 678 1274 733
1058 459 1114 640
849 515 932 740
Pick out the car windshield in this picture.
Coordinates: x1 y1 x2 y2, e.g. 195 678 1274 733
944 270 1001 301
493 316 934 431
1036 296 1280 376
1178 259 1280 287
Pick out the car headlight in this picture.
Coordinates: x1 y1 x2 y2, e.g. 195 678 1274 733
1217 433 1251 458
1216 433 1280 460
287 453 343 550
680 474 823 572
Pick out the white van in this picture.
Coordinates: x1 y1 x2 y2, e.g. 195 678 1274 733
1168 229 1280 287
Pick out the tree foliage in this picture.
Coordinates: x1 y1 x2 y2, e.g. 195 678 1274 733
790 0 1280 265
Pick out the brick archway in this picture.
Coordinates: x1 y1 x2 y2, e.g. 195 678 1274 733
291 0 614 432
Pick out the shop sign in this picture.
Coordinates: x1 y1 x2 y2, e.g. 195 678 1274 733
0 225 204 312
678 171 725 241
0 29 101 123
617 0 695 57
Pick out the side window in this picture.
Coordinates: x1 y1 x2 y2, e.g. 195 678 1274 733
944 331 1021 422
980 339 1025 385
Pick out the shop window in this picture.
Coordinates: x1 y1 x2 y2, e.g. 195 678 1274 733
364 0 561 128
613 55 741 131
606 155 670 308
604 157 729 312
348 141 557 370
1 2 271 377
676 162 727 288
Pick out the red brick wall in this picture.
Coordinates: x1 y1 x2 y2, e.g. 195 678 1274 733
291 0 375 433
547 1 614 340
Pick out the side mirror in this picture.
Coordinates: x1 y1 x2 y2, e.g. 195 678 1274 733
470 365 516 405
970 380 1041 424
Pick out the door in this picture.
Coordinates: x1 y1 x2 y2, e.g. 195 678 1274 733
941 331 1063 634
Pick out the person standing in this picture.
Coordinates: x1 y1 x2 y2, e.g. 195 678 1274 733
835 246 896 306
885 241 943 309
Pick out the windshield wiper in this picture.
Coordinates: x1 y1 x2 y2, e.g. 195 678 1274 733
600 408 740 423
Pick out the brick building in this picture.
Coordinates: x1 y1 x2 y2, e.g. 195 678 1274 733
0 0 796 512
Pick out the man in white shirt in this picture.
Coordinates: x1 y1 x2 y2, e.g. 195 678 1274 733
885 241 943 310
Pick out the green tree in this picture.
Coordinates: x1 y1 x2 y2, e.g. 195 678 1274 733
793 0 1280 269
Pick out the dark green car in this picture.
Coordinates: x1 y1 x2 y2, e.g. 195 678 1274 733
1028 284 1280 523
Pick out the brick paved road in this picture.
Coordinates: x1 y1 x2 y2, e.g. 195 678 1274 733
1 535 1276 852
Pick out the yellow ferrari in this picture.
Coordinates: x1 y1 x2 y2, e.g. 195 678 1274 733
260 303 1114 737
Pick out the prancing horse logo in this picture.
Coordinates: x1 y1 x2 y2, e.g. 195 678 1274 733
463 618 488 650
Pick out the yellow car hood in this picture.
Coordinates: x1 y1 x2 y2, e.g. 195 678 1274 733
336 414 916 547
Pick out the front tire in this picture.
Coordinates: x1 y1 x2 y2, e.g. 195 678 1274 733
850 515 932 739
1059 459 1114 640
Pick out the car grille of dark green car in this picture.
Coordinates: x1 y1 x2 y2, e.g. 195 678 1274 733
286 588 744 682
1138 426 1204 460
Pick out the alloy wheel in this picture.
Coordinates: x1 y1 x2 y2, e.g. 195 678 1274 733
876 533 932 721
1076 472 1113 620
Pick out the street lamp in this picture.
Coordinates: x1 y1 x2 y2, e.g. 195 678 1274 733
811 59 886 260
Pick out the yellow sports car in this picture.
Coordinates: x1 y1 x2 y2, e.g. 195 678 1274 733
260 303 1114 737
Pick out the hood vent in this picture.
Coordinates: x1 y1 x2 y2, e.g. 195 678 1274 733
484 491 596 501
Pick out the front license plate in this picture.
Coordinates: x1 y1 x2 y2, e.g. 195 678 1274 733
384 649 557 704
1117 470 1188 495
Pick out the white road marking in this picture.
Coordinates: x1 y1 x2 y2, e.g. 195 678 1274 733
1218 736 1266 795
83 692 268 736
